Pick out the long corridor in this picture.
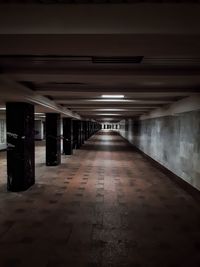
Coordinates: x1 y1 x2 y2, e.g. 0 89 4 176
0 131 200 267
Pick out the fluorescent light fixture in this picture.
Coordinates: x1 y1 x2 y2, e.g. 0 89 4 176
89 99 134 102
35 113 44 115
0 107 6 110
101 118 114 121
94 109 125 111
101 95 124 98
95 113 120 116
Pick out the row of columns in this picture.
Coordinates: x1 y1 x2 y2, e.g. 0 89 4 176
6 102 101 192
102 124 119 130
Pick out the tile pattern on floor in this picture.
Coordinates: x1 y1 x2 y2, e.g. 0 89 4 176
0 131 200 267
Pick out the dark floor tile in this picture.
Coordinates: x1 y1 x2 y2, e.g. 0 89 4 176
0 132 199 267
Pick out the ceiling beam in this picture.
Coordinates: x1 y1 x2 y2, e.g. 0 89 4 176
70 108 153 111
1 34 200 57
54 99 175 104
0 76 81 119
62 104 163 108
33 88 200 94
3 68 200 76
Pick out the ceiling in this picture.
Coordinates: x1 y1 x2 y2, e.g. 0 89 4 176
0 55 200 121
0 3 200 122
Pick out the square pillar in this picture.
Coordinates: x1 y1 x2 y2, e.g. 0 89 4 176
72 120 81 149
77 120 82 148
46 113 61 166
63 118 73 155
80 121 84 145
72 120 76 149
88 121 91 137
83 121 87 141
85 121 89 140
92 122 94 135
6 102 35 192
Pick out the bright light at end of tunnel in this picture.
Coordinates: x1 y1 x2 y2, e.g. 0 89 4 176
101 95 124 98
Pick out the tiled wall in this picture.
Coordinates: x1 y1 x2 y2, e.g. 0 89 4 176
119 110 200 190
0 118 6 150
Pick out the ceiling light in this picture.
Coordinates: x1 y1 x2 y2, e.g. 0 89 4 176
101 95 124 98
95 113 120 116
0 107 6 110
89 99 134 102
94 109 125 111
101 118 114 121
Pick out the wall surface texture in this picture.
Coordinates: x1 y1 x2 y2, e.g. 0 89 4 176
0 114 6 150
119 109 200 190
34 120 44 140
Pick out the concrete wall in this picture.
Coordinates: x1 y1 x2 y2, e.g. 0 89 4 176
1 117 46 150
0 120 6 150
0 114 6 150
34 119 44 140
119 97 200 191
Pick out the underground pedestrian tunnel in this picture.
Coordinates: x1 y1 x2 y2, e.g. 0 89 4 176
0 1 200 266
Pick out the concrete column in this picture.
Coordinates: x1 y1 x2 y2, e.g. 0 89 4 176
80 121 83 144
83 121 87 141
85 121 89 140
81 121 85 144
63 118 73 155
79 121 83 145
72 120 76 149
46 113 61 166
92 122 95 134
82 121 85 142
91 122 93 136
78 120 82 148
89 121 92 137
90 122 93 134
92 122 94 134
6 102 35 191
73 120 81 149
86 121 88 139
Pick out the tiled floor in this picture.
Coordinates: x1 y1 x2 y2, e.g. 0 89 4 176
0 131 200 267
